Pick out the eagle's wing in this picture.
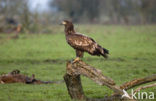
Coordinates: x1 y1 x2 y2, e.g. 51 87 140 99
67 33 95 49
67 33 109 58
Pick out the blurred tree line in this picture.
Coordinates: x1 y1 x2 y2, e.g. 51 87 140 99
0 0 155 33
0 0 40 33
51 0 156 24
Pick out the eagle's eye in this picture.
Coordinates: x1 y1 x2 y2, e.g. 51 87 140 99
62 21 67 25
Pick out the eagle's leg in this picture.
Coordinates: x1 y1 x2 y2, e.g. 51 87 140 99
72 50 84 63
76 50 84 58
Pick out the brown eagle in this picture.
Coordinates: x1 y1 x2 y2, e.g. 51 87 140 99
61 20 109 62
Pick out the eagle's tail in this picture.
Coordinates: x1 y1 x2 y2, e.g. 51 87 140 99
101 48 109 58
98 45 109 58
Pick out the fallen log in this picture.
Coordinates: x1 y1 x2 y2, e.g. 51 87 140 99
64 60 156 101
134 83 156 93
64 73 134 101
120 74 156 90
64 60 135 101
66 61 123 94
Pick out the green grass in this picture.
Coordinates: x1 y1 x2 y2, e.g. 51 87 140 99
0 25 156 101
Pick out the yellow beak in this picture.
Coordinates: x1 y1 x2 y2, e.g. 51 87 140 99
61 21 66 25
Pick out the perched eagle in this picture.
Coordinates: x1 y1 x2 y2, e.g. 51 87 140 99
61 20 109 62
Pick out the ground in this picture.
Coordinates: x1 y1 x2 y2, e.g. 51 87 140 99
0 25 156 101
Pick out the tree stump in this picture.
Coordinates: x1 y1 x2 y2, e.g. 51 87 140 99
64 74 86 100
64 60 156 101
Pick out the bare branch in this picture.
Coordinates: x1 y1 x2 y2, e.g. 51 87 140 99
66 60 123 94
64 60 137 101
134 83 156 93
120 74 156 90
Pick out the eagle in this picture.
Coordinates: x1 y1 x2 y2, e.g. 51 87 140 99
61 20 109 62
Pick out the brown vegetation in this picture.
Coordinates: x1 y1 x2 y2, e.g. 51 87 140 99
0 69 64 84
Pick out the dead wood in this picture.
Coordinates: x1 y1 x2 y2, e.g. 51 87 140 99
64 73 135 101
63 60 156 101
66 60 123 94
64 60 136 101
120 74 156 90
64 74 86 100
134 83 156 93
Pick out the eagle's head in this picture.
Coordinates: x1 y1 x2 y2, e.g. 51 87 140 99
61 20 73 27
61 20 75 34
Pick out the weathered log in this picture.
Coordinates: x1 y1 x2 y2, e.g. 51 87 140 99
120 74 156 90
66 61 115 85
64 74 86 100
134 83 156 93
64 72 129 101
64 60 136 101
66 60 123 94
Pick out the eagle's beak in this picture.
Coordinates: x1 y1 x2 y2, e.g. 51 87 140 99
60 21 66 25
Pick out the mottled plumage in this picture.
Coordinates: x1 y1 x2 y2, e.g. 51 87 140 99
61 20 109 58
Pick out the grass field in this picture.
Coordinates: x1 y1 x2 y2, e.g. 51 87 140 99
0 25 156 101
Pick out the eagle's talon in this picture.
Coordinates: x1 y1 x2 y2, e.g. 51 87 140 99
72 57 81 63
